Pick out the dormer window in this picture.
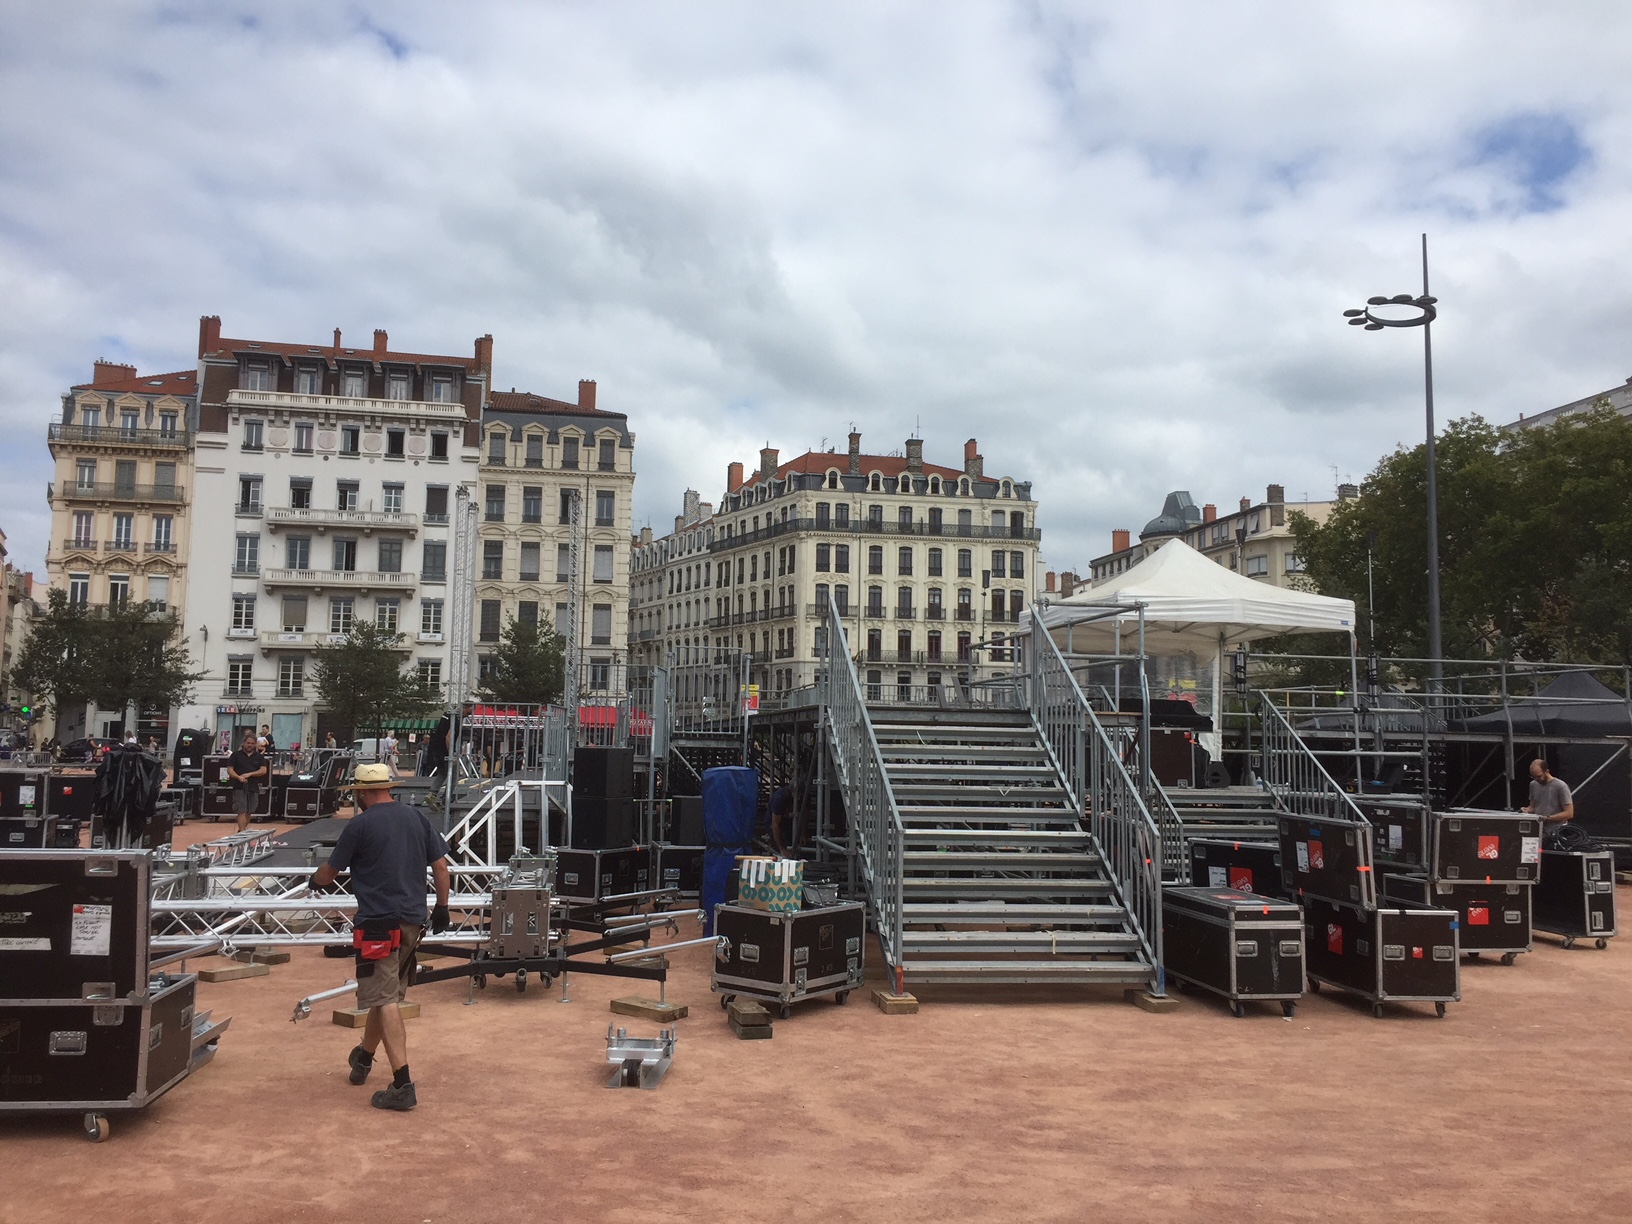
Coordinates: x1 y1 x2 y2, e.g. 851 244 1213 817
869 472 882 491
242 362 271 392
1001 480 1012 498
343 369 366 398
386 371 409 401
295 366 321 394
826 470 840 489
959 477 970 496
929 475 941 494
430 374 456 403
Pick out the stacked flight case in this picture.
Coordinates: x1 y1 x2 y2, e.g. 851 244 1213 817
1280 811 1459 1018
712 900 866 1018
1162 886 1304 1017
0 850 229 1141
1533 847 1618 949
1187 838 1288 899
554 846 651 905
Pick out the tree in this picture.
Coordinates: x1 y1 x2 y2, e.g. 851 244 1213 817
310 623 439 741
12 590 201 719
476 616 565 705
11 590 95 719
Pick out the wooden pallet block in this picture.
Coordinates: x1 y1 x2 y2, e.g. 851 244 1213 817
729 1016 773 1040
727 998 773 1026
232 949 291 965
198 962 271 983
871 989 918 1015
331 1002 421 1028
611 996 689 1022
1125 988 1179 1014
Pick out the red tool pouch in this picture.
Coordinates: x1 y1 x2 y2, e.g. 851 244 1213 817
353 923 402 961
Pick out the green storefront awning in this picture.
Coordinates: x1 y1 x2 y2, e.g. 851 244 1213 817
377 717 439 732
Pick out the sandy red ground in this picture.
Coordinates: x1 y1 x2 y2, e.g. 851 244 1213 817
3 866 1628 1223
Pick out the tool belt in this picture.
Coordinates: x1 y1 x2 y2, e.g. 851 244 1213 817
353 921 402 961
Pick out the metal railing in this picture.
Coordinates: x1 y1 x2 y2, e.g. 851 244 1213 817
1258 692 1368 823
50 422 191 448
60 482 185 503
818 602 905 980
1028 618 1164 992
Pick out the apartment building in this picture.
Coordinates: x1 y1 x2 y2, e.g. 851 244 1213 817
628 488 716 711
475 381 635 691
177 317 488 748
44 360 197 738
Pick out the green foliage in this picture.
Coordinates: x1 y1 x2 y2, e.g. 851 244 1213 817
13 589 201 717
310 623 439 740
1293 406 1632 671
476 616 565 705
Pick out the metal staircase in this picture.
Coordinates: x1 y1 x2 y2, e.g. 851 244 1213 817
819 606 1163 994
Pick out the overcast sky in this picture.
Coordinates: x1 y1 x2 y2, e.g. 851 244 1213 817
3 2 1631 578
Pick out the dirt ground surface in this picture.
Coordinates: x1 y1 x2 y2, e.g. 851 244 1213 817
4 865 1629 1224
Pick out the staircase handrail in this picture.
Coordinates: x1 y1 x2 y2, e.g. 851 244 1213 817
1027 618 1164 992
444 779 525 867
1258 693 1369 823
819 602 905 978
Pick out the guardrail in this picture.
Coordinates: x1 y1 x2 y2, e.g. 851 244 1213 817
1258 692 1369 823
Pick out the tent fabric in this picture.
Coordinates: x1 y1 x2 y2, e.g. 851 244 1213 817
1450 671 1632 738
701 766 759 933
1033 539 1356 655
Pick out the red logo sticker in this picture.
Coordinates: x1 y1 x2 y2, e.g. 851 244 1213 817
1477 835 1500 860
1412 946 1424 959
1327 923 1343 955
1229 866 1254 892
1308 840 1325 870
1468 904 1490 926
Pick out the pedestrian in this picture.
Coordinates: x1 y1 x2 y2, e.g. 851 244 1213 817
226 732 269 832
770 778 797 856
309 763 450 1112
1522 758 1575 825
382 731 399 777
261 724 277 755
324 731 338 749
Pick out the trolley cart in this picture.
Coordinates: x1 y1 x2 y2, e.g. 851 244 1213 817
1356 796 1432 872
1432 809 1541 884
1187 837 1287 898
1162 886 1304 1017
1303 893 1458 1018
1533 849 1617 949
1382 873 1531 964
711 901 865 1019
1278 813 1377 909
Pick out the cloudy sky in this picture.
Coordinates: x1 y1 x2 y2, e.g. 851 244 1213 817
3 2 1631 578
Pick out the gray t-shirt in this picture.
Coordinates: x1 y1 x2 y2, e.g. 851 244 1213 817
329 801 450 925
1529 776 1573 817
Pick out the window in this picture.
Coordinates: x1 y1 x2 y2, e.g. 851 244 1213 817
71 511 94 547
114 460 136 495
234 533 259 574
558 489 574 524
80 407 101 432
1249 513 1261 534
867 586 885 617
815 582 831 611
556 543 572 582
337 481 359 511
146 575 169 610
525 433 543 467
957 549 973 578
295 366 320 394
238 476 262 513
816 502 831 528
286 536 311 570
232 595 256 632
1009 591 1025 620
815 544 830 572
159 411 178 438
429 375 455 403
834 544 850 574
154 462 176 495
555 603 570 634
595 490 616 526
1245 555 1269 577
386 429 405 457
375 599 400 632
957 508 972 534
422 540 446 581
387 372 409 401
421 599 443 636
378 539 403 573
416 660 442 692
897 586 915 617
991 590 1007 621
928 547 943 577
956 588 973 620
68 573 90 605
927 588 944 619
522 486 542 523
243 420 264 451
866 629 882 662
430 432 448 460
332 538 357 571
382 483 404 514
598 438 616 471
243 363 270 391
991 550 1007 579
519 542 540 581
592 604 612 645
112 513 134 549
928 507 943 534
868 504 883 529
425 486 449 523
282 596 307 632
226 659 254 696
898 546 913 576
342 370 365 398
483 541 504 580
898 506 913 530
593 545 614 583
277 656 304 698
561 436 579 470
290 478 313 510
107 574 130 606
479 599 501 642
340 425 360 455
76 459 97 490
868 545 884 575
866 668 882 701
927 630 942 662
1286 554 1306 574
957 631 972 662
518 601 538 627
1010 551 1025 579
487 431 507 466
589 658 611 690
330 597 354 634
120 409 140 436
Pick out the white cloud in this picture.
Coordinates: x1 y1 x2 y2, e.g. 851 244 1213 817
3 1 1632 577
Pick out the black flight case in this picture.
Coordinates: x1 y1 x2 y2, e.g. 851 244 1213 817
1533 848 1618 949
1162 886 1304 1017
712 901 866 1018
1 814 58 849
1278 813 1378 909
0 850 151 1001
1187 838 1287 898
554 846 651 905
1431 809 1541 883
1303 893 1459 1018
1382 873 1532 964
1355 796 1432 873
654 844 705 901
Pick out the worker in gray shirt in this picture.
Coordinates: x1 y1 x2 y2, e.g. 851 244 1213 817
1522 758 1575 824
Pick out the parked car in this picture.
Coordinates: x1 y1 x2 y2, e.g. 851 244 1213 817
58 737 119 763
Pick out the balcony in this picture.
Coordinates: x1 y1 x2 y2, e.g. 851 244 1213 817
146 541 176 555
266 507 419 535
260 569 418 593
61 482 185 504
64 538 99 553
260 630 410 651
226 387 468 423
925 606 945 621
105 540 139 555
49 422 190 450
895 607 916 620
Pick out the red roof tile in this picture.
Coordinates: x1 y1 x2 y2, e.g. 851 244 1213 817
71 369 198 396
206 337 482 371
731 450 965 491
488 390 622 418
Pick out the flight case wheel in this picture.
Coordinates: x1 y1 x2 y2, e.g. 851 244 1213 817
473 974 487 990
778 1004 793 1020
516 969 528 994
719 994 733 1010
835 991 849 1005
1501 952 1518 966
1435 1002 1447 1018
1563 936 1577 950
1230 1001 1245 1018
1281 1000 1296 1019
1308 978 1321 993
1372 1003 1385 1019
1597 938 1609 950
83 1113 109 1143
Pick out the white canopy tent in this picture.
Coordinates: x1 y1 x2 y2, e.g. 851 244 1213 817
1030 539 1358 758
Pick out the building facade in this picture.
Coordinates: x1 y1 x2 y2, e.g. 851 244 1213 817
476 382 635 691
177 317 488 749
628 489 716 711
2 564 42 738
44 360 198 739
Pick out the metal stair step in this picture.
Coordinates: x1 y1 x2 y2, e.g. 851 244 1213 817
897 959 1155 984
901 828 1089 846
899 810 1081 827
901 877 1113 898
903 850 1100 871
902 930 1142 953
903 901 1128 924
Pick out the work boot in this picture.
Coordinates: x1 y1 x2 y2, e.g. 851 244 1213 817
371 1081 417 1111
347 1045 374 1085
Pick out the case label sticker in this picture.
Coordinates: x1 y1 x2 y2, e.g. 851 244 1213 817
1326 923 1343 955
1520 836 1540 864
1228 866 1254 892
17 785 35 806
1208 866 1228 888
1296 843 1311 874
1412 946 1425 959
1468 904 1490 926
0 937 50 951
70 903 112 957
1388 825 1403 852
1477 835 1500 860
1308 841 1325 870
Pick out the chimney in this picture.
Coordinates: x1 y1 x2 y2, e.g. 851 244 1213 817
1111 529 1131 553
473 334 494 373
682 488 700 521
92 360 137 386
848 430 862 475
373 329 389 353
1267 484 1285 505
964 438 983 479
1202 503 1217 523
727 461 744 490
333 327 343 350
1060 571 1078 598
700 500 713 519
1045 571 1057 594
640 526 653 545
198 314 222 357
905 438 924 472
1239 496 1251 513
759 446 779 480
1337 482 1360 501
578 378 596 411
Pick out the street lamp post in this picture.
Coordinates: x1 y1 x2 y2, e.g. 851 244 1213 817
1344 234 1442 689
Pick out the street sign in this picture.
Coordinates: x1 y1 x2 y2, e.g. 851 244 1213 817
741 684 760 716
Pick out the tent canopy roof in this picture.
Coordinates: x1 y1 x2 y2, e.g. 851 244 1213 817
1036 539 1355 656
1450 671 1632 737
